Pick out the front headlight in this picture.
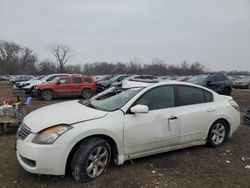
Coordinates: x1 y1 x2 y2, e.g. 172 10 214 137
32 125 72 144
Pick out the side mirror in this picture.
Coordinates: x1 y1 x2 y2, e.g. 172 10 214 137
130 104 149 114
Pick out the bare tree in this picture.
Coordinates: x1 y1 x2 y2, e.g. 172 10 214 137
0 40 37 75
37 59 57 75
50 44 72 72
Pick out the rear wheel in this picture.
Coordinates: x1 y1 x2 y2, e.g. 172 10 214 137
41 90 53 100
207 120 229 147
71 137 111 182
81 89 93 99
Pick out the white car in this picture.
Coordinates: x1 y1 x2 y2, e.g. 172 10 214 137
16 80 240 182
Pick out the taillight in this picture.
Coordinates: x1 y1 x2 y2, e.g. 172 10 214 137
229 99 240 111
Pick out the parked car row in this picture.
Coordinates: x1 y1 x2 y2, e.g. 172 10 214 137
7 74 96 101
3 72 250 101
96 73 234 96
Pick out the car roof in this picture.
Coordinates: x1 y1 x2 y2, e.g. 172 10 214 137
122 79 215 92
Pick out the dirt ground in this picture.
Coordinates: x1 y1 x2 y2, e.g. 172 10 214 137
0 81 250 188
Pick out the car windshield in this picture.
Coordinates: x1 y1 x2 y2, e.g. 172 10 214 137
80 87 143 111
187 74 209 83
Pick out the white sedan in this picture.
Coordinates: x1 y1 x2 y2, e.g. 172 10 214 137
16 80 240 182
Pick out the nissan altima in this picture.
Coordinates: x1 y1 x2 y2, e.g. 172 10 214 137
16 80 240 182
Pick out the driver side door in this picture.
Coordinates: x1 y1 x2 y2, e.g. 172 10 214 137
54 77 72 96
123 85 180 155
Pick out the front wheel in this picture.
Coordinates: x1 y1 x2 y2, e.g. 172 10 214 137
71 137 111 183
207 120 228 147
41 90 53 100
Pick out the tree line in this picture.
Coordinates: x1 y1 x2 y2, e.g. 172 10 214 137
0 40 205 76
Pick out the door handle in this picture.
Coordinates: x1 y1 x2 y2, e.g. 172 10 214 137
167 116 177 131
168 116 178 120
207 108 215 112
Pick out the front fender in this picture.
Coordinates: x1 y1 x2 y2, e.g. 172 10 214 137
56 110 125 164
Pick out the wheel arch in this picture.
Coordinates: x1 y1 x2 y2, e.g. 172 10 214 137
206 117 231 140
65 134 119 175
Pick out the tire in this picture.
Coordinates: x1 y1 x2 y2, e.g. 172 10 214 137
207 120 229 147
71 137 111 183
223 87 231 96
81 89 93 99
41 90 53 100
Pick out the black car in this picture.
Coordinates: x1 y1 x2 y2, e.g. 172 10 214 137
187 73 233 95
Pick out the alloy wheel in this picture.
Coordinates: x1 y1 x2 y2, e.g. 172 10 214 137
86 146 109 178
211 123 226 145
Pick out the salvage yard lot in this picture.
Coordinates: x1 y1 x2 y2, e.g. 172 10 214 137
0 81 250 188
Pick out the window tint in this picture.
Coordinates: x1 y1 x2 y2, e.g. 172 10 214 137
46 75 67 82
84 77 92 83
117 76 128 82
59 77 71 84
207 76 216 82
72 77 82 84
177 86 206 106
216 75 227 81
204 90 213 102
46 75 58 82
135 86 174 110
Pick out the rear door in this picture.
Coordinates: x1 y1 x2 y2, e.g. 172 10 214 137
71 77 83 96
83 77 94 90
175 85 214 144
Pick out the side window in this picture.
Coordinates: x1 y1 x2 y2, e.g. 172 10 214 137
207 76 216 82
216 75 227 81
46 75 58 82
59 77 71 84
204 90 213 102
84 77 92 83
72 77 82 84
177 86 206 106
117 76 127 82
134 86 175 110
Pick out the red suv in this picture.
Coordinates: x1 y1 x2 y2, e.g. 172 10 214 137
35 76 96 100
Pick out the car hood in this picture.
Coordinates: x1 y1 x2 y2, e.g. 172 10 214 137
23 100 108 133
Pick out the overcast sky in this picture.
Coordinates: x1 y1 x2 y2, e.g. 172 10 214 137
0 0 249 71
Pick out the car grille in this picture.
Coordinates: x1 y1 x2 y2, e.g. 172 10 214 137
16 123 32 140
